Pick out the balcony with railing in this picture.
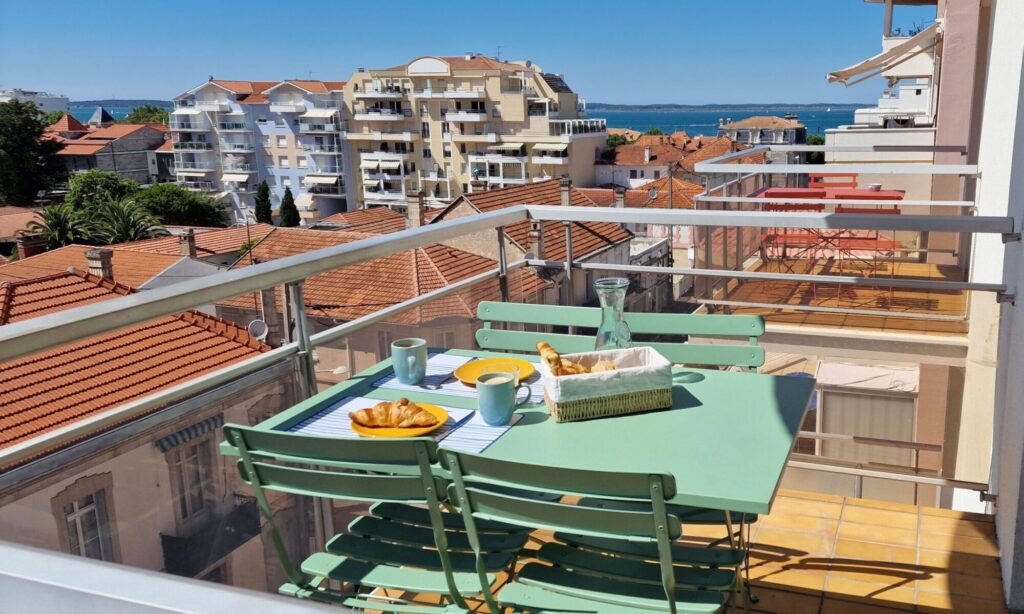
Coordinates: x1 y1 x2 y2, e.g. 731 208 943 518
217 121 250 132
299 121 345 134
549 118 608 137
171 140 213 151
194 97 231 112
173 160 215 173
219 141 255 153
169 120 209 132
175 179 217 192
352 107 412 121
302 142 342 154
0 141 1018 613
222 162 256 173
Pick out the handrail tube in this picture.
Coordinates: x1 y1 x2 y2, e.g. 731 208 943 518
687 297 966 322
697 196 975 209
0 344 299 469
525 205 1013 234
797 430 943 452
788 456 988 492
526 260 1007 294
697 161 977 176
0 207 530 362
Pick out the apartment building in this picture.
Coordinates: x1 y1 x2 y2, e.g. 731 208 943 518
342 54 606 211
45 114 169 184
170 80 349 225
0 88 68 113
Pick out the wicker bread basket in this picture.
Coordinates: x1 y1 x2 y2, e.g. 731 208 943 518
538 346 673 423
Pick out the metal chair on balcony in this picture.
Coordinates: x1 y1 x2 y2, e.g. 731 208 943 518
224 425 530 612
441 450 734 613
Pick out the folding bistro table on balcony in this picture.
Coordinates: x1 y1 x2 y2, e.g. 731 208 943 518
226 348 814 517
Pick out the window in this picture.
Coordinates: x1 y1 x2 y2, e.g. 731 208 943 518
168 439 215 522
377 330 394 359
262 135 271 147
420 102 428 116
281 177 291 188
654 170 661 179
492 103 502 118
51 474 119 563
421 122 429 137
438 330 456 348
423 147 432 160
443 146 452 158
460 144 466 154
629 169 638 179
277 136 287 148
297 156 307 168
278 156 290 168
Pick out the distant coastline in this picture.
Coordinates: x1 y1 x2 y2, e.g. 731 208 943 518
588 102 868 112
69 99 172 109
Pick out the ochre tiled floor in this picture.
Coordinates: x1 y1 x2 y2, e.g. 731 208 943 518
375 488 1005 613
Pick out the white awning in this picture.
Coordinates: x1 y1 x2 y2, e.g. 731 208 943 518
533 143 569 152
379 160 402 170
488 142 524 151
296 193 315 206
827 22 940 86
360 160 379 170
221 173 249 182
172 107 200 115
304 175 338 185
176 170 208 177
816 361 919 393
300 108 338 118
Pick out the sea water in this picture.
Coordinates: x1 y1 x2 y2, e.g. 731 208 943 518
589 107 857 137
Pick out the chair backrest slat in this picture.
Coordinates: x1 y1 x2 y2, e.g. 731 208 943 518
238 459 430 502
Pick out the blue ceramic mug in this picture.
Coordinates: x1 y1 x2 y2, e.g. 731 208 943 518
391 338 427 385
476 371 531 426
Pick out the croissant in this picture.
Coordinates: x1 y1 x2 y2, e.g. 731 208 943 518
591 360 618 373
349 398 439 428
536 342 590 376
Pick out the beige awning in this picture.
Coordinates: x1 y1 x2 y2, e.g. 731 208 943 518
296 193 315 206
360 160 379 170
488 142 524 151
300 108 338 118
304 175 338 185
827 22 940 86
172 107 200 115
176 170 208 177
221 173 249 182
533 143 568 152
379 160 402 170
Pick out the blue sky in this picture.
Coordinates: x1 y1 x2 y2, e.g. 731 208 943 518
0 0 936 104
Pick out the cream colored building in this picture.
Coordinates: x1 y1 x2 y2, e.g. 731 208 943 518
342 55 606 211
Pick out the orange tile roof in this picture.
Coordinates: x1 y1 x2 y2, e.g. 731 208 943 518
154 139 172 152
209 80 280 95
224 228 549 324
87 124 149 139
60 142 109 156
604 142 686 166
607 128 643 141
0 245 181 287
320 207 408 234
0 206 41 239
577 176 703 210
679 136 757 172
432 179 633 262
110 224 275 257
49 113 88 133
382 55 525 72
720 115 804 129
283 80 347 93
0 270 269 453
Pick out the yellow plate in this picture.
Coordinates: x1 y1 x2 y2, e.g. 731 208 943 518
454 357 536 387
350 403 449 438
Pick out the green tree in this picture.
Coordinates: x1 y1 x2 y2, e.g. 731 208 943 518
132 182 227 227
93 198 168 244
42 110 66 125
23 203 96 249
119 104 169 125
254 180 273 224
645 127 664 135
278 187 300 227
606 134 629 150
65 169 139 210
806 134 825 164
0 100 68 204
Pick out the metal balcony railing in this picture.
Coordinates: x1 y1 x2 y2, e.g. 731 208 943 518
172 141 212 151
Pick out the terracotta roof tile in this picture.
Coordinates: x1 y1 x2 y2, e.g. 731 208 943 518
603 142 686 166
720 115 804 129
381 55 525 72
222 228 549 324
320 207 408 234
431 179 633 262
209 80 279 95
86 124 150 139
0 245 181 287
283 80 346 93
679 136 756 172
110 224 275 257
59 142 109 156
154 139 172 152
0 206 41 239
578 177 704 210
0 271 268 453
49 114 88 133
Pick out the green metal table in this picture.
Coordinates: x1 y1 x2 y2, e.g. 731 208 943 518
232 348 814 515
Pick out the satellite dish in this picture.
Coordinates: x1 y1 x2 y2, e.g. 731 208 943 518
247 319 269 341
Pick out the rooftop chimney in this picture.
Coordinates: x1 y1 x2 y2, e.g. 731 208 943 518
86 249 114 280
179 229 197 258
614 186 626 208
16 234 46 259
465 52 474 60
405 190 426 228
527 220 545 260
559 177 571 207
643 147 652 163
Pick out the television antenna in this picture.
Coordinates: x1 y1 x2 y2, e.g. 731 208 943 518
495 45 505 61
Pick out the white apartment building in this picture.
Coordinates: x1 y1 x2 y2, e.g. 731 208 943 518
0 88 69 114
342 54 606 211
170 80 350 225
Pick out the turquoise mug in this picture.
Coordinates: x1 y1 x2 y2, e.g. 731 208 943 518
391 338 427 385
476 371 530 426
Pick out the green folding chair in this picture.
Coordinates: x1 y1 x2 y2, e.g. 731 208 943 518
225 424 529 612
441 450 737 614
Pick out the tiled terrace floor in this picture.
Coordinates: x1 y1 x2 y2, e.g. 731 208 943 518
381 488 1004 613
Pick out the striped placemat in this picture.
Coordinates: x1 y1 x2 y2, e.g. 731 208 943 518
372 353 545 405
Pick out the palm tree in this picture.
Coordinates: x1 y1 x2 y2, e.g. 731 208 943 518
93 198 168 244
22 203 96 249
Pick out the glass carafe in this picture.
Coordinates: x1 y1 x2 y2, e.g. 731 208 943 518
594 277 632 351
